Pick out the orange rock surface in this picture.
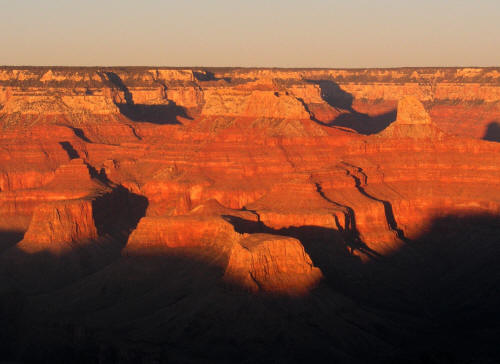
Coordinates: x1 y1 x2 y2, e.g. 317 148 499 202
17 199 98 254
1 66 500 363
1 67 499 266
224 234 323 295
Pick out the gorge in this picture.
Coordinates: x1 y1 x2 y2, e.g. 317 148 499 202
0 66 499 363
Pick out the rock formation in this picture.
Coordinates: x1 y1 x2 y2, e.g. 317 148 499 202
17 199 98 255
378 96 445 138
224 234 323 295
0 66 499 363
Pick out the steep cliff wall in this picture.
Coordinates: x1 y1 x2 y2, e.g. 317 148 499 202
1 67 500 363
1 67 499 137
0 66 499 285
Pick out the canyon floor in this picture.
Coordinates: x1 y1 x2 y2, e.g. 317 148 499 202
0 67 499 363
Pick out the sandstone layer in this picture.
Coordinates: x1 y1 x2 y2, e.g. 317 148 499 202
0 67 499 363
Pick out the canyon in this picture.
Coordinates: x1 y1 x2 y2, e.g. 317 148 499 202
0 66 499 363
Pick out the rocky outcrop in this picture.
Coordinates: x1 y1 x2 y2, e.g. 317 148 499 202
379 96 445 138
124 200 255 255
201 89 311 119
223 234 323 295
124 214 241 255
17 199 98 254
393 96 432 125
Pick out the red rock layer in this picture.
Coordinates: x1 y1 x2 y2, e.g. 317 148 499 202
223 234 323 295
18 199 98 255
1 67 500 293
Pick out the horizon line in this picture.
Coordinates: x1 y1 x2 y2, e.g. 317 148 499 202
1 65 499 70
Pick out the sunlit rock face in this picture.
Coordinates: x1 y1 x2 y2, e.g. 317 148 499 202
395 96 432 125
378 96 445 138
224 234 323 295
0 66 500 363
18 199 98 254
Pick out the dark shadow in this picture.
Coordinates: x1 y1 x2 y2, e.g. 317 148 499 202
307 79 397 134
0 184 148 303
55 125 92 143
0 230 24 253
70 127 91 142
222 214 377 283
483 121 500 142
330 109 397 135
105 72 133 105
117 103 189 125
307 79 355 111
91 186 148 242
59 141 109 183
1 212 500 363
312 182 382 258
59 141 79 159
105 71 190 124
295 96 323 124
86 162 110 185
360 214 500 362
193 70 231 82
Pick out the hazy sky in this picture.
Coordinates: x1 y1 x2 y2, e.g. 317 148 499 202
0 0 498 67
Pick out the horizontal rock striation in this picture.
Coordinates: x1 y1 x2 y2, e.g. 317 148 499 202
0 66 500 363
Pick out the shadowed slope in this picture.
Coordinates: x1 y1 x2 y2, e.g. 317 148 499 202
483 121 500 142
0 213 499 363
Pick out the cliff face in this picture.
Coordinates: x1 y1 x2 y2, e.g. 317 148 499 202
1 66 500 261
1 65 499 281
1 66 500 362
223 234 323 295
17 199 98 254
2 67 499 136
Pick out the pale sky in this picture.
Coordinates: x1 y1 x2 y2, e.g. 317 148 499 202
0 0 498 68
